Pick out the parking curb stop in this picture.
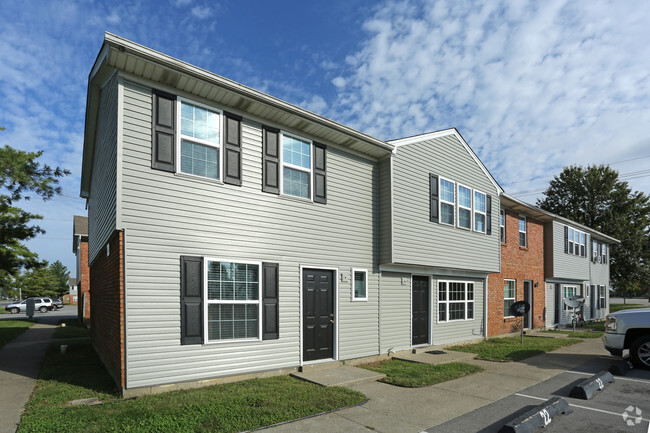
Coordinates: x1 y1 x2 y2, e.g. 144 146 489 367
569 371 614 400
498 397 572 433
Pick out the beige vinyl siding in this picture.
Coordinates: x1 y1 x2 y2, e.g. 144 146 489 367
589 247 610 319
391 136 500 272
551 221 590 280
119 80 379 389
432 277 485 345
379 272 411 353
378 157 392 265
88 73 118 264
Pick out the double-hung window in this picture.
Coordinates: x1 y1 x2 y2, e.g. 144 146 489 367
519 216 527 247
568 227 575 254
474 191 486 233
580 233 586 257
205 260 261 342
179 99 221 180
440 178 455 225
352 269 368 301
592 240 598 261
457 184 472 229
599 285 606 309
601 244 607 263
281 133 312 199
438 281 474 322
500 210 506 243
504 280 516 317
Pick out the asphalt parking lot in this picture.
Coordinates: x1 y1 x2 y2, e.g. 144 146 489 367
426 355 650 433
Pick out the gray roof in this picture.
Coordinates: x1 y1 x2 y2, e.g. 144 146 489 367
68 278 78 286
73 215 88 253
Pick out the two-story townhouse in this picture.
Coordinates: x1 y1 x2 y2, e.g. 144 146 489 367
543 216 619 326
487 194 546 336
81 33 394 396
378 130 502 351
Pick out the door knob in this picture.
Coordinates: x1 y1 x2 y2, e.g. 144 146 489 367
330 319 335 324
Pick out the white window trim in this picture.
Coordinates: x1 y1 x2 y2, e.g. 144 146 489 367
519 216 527 248
279 130 313 201
176 97 223 182
500 209 506 243
600 244 607 264
437 280 475 323
599 285 606 309
473 189 487 233
457 183 472 230
504 279 516 318
579 232 586 257
439 177 456 227
202 257 263 344
562 285 577 311
351 268 368 301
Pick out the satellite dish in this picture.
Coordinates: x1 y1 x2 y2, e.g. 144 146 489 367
564 296 585 309
510 301 530 317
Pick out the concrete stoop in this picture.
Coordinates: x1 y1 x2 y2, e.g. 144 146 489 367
291 365 386 387
394 348 476 365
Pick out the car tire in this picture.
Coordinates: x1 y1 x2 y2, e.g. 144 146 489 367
39 306 48 313
10 307 19 314
629 335 650 370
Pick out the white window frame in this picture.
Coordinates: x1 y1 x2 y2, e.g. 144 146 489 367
519 216 527 248
473 190 486 233
601 244 607 264
176 97 223 181
504 279 516 318
351 268 368 301
568 227 575 254
280 131 313 201
592 239 598 261
203 258 263 344
500 209 506 243
437 280 475 322
562 285 577 311
457 183 472 230
439 177 456 227
579 232 586 257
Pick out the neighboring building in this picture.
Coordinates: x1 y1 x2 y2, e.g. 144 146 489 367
73 215 91 326
65 278 79 305
487 194 545 336
379 130 502 350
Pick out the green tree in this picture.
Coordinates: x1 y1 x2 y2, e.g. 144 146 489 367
0 129 69 280
49 260 70 297
537 165 650 298
15 264 58 298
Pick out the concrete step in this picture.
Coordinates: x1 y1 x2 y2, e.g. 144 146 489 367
298 360 343 372
291 365 385 387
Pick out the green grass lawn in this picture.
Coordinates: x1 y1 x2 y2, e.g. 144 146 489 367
609 303 647 313
52 319 89 339
542 329 603 338
584 322 605 332
0 319 35 349
451 336 583 362
18 340 365 433
359 359 483 387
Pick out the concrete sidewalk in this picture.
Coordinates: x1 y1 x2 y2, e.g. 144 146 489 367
0 314 60 433
267 338 610 433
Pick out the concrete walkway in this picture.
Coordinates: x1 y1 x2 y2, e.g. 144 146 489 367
0 313 61 433
268 338 611 433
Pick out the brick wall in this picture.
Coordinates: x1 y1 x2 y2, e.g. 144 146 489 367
78 237 91 326
90 230 125 389
488 209 546 336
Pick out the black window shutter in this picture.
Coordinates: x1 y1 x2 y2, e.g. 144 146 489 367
262 262 279 340
486 194 492 235
152 90 176 172
180 256 203 345
313 142 327 204
223 111 242 186
262 126 280 194
563 226 568 254
554 283 561 324
429 174 439 222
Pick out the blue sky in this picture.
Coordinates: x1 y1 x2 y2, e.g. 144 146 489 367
1 0 649 274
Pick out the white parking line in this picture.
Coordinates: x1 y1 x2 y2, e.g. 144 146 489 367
566 370 650 384
514 393 650 422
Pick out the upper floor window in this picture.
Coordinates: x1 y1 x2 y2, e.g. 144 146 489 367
518 216 527 247
500 210 505 243
457 184 471 229
440 178 455 225
179 100 221 180
281 133 312 199
474 191 486 233
566 226 586 257
592 240 598 261
601 244 607 263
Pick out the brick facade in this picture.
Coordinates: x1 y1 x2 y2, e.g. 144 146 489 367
488 209 546 336
90 230 125 389
77 237 91 326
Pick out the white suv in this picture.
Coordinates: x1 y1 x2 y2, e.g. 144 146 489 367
5 297 54 314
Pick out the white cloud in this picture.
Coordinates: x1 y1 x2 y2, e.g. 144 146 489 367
106 11 121 25
173 0 192 6
328 0 650 198
299 95 328 114
191 5 212 19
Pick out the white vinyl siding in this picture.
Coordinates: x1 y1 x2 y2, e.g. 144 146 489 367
548 221 591 281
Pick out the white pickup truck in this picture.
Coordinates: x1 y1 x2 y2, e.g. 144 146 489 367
602 307 650 369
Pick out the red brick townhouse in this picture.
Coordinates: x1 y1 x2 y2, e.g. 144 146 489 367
73 215 91 326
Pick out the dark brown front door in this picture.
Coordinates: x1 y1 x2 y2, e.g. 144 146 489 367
412 276 430 345
303 269 334 361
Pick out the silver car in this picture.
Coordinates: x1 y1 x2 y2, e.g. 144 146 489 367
5 297 53 314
